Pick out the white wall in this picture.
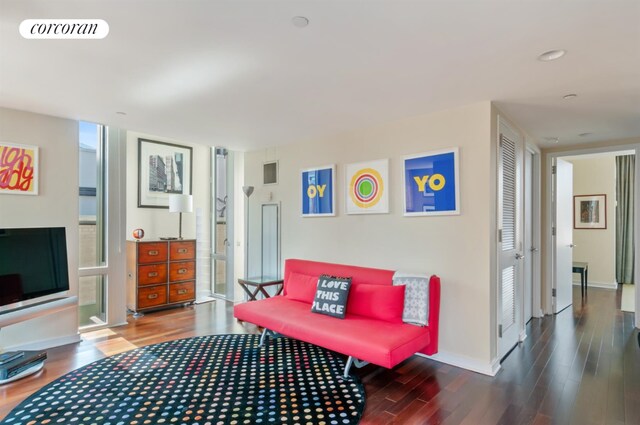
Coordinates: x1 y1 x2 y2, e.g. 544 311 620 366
0 107 80 350
126 131 212 295
244 102 497 373
567 155 617 287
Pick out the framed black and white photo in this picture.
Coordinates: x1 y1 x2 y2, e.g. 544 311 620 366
138 138 193 208
573 194 606 229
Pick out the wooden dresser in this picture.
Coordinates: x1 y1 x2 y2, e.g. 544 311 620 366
126 239 196 316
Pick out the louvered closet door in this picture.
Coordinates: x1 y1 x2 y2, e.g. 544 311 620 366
498 120 524 360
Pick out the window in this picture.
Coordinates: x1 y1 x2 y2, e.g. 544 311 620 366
78 121 106 327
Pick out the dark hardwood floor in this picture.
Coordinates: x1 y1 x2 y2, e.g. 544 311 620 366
1 286 638 424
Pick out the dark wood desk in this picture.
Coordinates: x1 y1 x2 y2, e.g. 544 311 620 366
572 262 588 297
238 277 284 301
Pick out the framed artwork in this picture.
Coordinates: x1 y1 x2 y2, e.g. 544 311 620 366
301 165 335 216
0 142 39 195
138 138 193 208
403 147 460 216
574 194 606 229
345 159 389 214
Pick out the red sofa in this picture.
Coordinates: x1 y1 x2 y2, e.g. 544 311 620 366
234 259 440 376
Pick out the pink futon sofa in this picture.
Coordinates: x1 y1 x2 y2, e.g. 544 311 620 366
234 259 441 377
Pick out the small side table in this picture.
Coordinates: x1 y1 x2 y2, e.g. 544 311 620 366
238 276 284 301
572 262 589 297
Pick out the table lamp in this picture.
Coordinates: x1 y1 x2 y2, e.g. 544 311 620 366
169 194 193 239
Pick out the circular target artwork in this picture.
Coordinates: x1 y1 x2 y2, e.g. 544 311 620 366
349 168 384 208
346 159 389 214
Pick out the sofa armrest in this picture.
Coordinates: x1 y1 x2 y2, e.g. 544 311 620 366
422 275 441 355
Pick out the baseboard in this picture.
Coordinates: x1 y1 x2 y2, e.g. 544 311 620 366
572 280 617 290
416 351 501 376
3 333 81 352
519 330 527 342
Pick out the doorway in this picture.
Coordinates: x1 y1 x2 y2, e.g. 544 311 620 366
546 146 639 327
523 146 542 325
497 116 542 360
497 118 527 359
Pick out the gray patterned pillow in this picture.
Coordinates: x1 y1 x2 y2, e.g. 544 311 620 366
392 272 430 326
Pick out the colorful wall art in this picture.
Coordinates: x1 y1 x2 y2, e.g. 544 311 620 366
403 148 459 216
0 142 39 195
301 165 335 216
345 159 389 214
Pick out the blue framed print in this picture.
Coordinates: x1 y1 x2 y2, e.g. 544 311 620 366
301 165 336 216
403 148 460 216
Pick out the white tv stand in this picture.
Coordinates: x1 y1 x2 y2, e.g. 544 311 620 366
0 296 76 384
0 296 77 329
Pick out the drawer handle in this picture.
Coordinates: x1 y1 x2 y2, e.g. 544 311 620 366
177 289 188 295
148 250 159 256
177 268 187 274
147 293 159 300
148 272 158 278
177 248 188 254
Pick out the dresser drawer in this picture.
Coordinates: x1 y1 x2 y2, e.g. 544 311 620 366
169 261 195 282
169 241 196 261
169 281 195 303
137 285 167 309
137 242 168 264
138 264 168 285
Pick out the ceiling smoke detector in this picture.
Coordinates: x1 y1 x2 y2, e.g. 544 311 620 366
538 49 566 61
292 16 309 28
545 137 560 144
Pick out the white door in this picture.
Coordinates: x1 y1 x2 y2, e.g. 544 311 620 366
524 150 534 323
498 120 524 359
553 158 573 313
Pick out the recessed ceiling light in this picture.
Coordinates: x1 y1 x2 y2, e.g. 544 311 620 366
116 111 127 115
292 16 309 28
544 137 560 144
563 94 577 100
538 49 566 61
579 132 592 137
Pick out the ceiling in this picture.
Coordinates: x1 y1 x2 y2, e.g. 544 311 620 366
1 0 639 150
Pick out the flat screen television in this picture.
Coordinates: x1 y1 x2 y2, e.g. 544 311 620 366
0 227 70 313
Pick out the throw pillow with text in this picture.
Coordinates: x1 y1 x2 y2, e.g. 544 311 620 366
311 274 352 319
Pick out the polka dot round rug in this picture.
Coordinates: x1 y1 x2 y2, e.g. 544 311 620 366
2 334 366 425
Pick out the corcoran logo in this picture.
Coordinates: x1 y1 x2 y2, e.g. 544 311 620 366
19 19 109 39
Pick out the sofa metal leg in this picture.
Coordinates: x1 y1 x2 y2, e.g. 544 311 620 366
258 328 282 348
259 328 269 347
343 356 369 378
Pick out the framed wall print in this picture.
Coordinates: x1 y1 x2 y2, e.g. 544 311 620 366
301 165 335 216
403 147 459 216
345 159 389 214
0 142 39 195
574 194 606 229
138 138 193 208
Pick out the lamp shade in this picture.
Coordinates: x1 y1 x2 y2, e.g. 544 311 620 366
242 186 254 197
169 194 193 213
